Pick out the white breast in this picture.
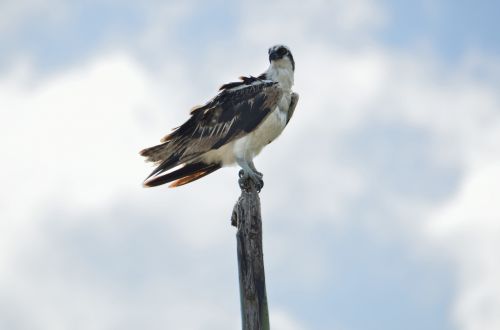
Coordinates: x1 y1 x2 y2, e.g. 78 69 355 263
201 103 288 167
232 104 288 161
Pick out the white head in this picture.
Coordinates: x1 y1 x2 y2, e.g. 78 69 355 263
268 45 295 71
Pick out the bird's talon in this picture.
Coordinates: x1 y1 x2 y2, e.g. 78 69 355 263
237 170 264 192
258 178 264 191
250 175 264 192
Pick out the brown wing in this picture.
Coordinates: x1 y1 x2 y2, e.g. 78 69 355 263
140 80 283 181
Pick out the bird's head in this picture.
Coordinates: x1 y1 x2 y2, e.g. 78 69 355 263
268 45 295 71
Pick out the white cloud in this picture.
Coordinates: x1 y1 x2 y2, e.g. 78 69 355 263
0 54 159 317
271 309 306 330
427 163 500 330
0 54 158 214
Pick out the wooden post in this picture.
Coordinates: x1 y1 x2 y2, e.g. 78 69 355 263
231 176 270 330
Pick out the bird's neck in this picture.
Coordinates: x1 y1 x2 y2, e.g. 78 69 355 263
266 62 294 91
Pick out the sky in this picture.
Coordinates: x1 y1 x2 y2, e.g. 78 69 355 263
0 1 499 329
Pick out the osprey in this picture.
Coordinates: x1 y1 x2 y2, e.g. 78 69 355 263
140 45 299 189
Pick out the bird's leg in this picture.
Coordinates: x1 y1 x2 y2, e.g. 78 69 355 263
248 160 263 178
236 157 264 191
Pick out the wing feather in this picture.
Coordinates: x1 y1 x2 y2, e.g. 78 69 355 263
176 80 282 155
140 80 283 182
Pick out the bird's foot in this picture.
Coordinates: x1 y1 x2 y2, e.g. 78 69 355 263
238 169 264 192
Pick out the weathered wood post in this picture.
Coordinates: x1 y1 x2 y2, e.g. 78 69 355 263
231 175 270 330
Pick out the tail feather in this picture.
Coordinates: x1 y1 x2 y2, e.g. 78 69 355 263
140 143 204 182
144 154 181 181
139 143 170 163
143 162 221 188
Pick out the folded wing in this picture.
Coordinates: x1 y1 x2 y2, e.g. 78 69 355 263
140 80 283 187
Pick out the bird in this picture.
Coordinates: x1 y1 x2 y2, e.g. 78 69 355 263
140 44 299 190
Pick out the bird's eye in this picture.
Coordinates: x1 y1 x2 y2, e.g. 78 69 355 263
278 47 287 55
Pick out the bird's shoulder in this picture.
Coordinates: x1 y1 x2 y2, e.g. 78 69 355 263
218 73 269 91
189 73 280 117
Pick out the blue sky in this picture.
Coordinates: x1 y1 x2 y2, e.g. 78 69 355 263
1 1 499 330
382 0 500 57
2 1 499 72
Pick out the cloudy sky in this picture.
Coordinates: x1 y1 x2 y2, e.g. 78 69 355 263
1 1 499 329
